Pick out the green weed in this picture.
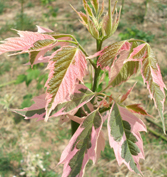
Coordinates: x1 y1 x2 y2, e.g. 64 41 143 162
0 1 5 14
101 142 115 161
119 26 155 42
40 0 55 5
26 2 34 8
44 6 59 18
0 23 14 36
14 13 35 31
0 60 11 75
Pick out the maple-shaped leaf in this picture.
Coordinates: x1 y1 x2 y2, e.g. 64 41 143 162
126 104 150 116
129 43 166 133
107 102 146 175
12 94 46 121
59 109 103 177
45 46 87 121
97 40 130 70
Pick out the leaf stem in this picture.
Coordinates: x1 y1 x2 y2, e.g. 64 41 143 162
92 39 103 92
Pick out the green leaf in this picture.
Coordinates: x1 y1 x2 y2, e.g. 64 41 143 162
29 39 56 51
15 74 27 84
29 51 40 65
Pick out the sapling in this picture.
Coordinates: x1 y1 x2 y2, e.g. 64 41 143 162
0 0 166 176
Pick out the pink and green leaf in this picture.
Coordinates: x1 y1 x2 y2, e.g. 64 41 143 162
71 5 88 26
102 1 121 39
45 47 87 121
50 84 95 118
107 102 146 175
97 40 130 70
12 84 95 121
109 50 139 87
59 110 103 177
83 0 94 17
126 104 150 116
120 82 137 102
91 0 99 14
129 43 166 133
12 94 46 121
0 30 54 55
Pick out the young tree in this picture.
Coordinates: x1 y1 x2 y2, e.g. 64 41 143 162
0 0 166 176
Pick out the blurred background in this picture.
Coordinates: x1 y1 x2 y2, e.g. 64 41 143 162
0 0 167 176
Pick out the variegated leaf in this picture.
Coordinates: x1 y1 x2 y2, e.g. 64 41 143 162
12 94 46 121
0 30 54 55
83 0 94 17
109 50 139 87
97 41 130 70
91 0 99 14
120 82 137 102
130 43 166 133
50 84 95 118
102 1 121 39
126 104 150 116
45 46 87 121
59 110 103 177
107 102 146 175
12 85 95 122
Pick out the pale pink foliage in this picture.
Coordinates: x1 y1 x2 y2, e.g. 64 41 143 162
0 30 54 55
12 94 46 121
108 103 146 174
48 84 94 119
121 82 137 102
128 43 147 61
97 41 130 71
45 49 87 121
151 64 166 95
96 130 105 162
59 111 103 177
109 50 130 82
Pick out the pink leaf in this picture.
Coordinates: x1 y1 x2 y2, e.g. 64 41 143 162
12 94 46 121
107 102 146 175
97 41 131 71
120 82 137 102
45 47 87 121
126 104 151 117
48 84 95 119
59 110 103 177
0 30 54 55
36 25 53 33
96 130 105 163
